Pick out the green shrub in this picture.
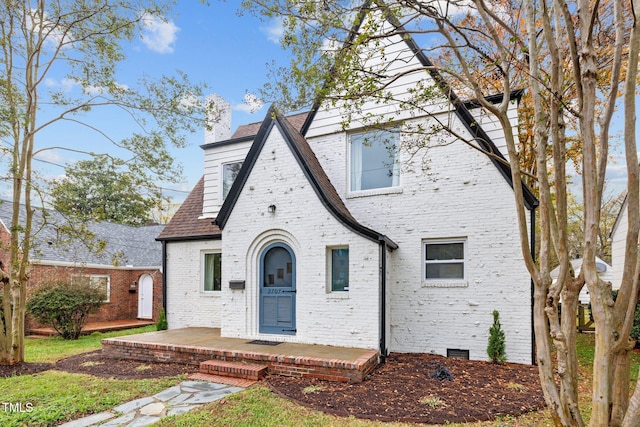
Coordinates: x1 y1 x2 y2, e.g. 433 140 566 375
592 290 640 344
487 309 507 363
27 281 105 339
156 307 168 331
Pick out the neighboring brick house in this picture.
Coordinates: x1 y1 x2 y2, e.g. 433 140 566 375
0 201 164 332
157 13 537 364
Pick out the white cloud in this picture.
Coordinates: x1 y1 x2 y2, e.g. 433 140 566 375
140 14 179 54
234 93 264 114
34 150 66 164
45 77 79 93
261 19 284 44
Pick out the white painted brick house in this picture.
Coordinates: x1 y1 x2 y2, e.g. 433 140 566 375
157 14 537 364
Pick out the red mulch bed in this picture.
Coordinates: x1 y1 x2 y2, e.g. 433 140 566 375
0 350 198 380
0 351 546 424
266 353 546 424
54 350 199 379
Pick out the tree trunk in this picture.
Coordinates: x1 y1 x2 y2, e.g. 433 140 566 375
611 340 634 426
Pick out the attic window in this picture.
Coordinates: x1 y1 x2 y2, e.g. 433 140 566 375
222 161 243 201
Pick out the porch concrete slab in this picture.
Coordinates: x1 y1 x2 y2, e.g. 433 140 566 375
105 327 372 361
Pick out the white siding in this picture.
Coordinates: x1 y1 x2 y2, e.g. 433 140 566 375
305 29 451 139
165 240 222 329
202 140 253 216
221 125 382 349
611 200 628 288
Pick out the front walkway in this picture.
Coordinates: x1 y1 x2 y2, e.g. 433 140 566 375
102 327 379 382
59 380 243 427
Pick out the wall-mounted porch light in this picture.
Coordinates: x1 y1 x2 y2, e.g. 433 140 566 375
268 204 276 214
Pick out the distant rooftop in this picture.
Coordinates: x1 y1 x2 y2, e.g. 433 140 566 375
0 201 164 267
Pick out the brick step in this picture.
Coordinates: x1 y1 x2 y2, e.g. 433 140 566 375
188 372 258 388
199 360 268 380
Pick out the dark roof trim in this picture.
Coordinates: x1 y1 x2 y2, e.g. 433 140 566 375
214 110 276 229
275 113 398 250
464 88 525 110
215 106 398 249
200 135 255 150
300 4 537 210
402 36 538 210
156 233 222 242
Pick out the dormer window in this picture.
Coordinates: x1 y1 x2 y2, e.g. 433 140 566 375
349 129 399 192
222 161 243 201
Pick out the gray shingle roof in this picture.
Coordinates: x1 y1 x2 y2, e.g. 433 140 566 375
0 201 164 267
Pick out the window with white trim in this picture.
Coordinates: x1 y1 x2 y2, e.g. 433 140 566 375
222 162 243 200
203 252 222 292
328 247 349 292
71 274 110 302
349 129 399 192
424 240 465 280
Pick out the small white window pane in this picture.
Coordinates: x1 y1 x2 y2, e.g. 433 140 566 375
222 162 243 200
350 130 398 191
331 248 349 291
426 243 464 260
204 253 221 291
426 263 464 279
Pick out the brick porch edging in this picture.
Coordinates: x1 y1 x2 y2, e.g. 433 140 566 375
101 338 379 382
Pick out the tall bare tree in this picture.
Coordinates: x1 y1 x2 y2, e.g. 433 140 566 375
242 0 640 425
0 0 214 364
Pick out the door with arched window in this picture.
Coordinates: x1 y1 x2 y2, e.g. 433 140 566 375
259 243 296 334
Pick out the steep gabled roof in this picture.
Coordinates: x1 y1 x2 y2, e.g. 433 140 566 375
214 105 398 249
156 178 221 241
299 5 538 210
230 111 309 139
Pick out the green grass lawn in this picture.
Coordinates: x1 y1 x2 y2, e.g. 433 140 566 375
2 328 640 427
25 325 156 363
0 325 184 427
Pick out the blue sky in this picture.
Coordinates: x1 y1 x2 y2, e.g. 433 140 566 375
29 2 288 203
24 1 633 206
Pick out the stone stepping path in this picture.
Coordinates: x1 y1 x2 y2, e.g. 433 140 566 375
59 381 244 427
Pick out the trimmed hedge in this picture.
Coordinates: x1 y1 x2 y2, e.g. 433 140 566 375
27 281 105 339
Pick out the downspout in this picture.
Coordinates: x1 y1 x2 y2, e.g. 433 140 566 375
379 239 387 363
530 205 537 365
162 241 167 312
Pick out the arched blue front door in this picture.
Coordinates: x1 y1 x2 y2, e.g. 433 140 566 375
259 243 296 335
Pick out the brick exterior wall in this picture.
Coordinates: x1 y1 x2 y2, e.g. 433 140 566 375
221 128 382 350
101 337 379 383
306 113 533 364
24 264 162 332
165 239 223 329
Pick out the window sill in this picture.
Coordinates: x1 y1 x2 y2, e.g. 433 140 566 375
201 291 222 296
422 281 468 288
327 292 350 299
347 186 403 199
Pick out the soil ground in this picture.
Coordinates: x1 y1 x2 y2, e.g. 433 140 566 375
267 353 545 424
0 351 545 424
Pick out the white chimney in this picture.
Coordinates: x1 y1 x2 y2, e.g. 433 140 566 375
204 94 232 144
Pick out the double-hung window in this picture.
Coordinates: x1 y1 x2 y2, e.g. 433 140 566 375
329 247 349 292
424 241 465 281
71 274 110 302
203 253 222 292
350 129 399 192
222 162 243 201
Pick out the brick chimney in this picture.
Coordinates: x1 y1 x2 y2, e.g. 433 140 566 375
204 94 231 144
